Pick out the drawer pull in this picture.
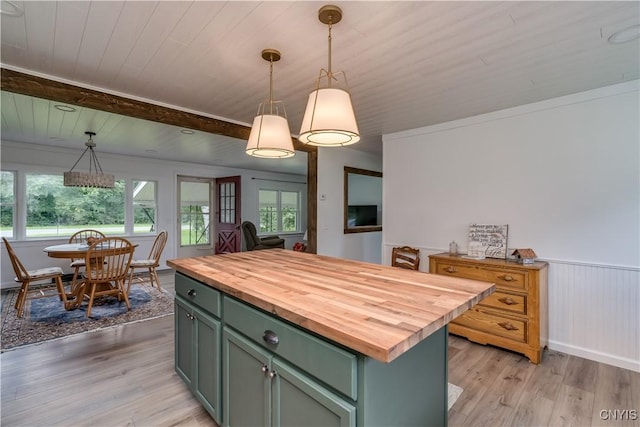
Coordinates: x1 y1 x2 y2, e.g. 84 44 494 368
498 321 519 331
263 330 279 345
498 297 518 306
444 266 457 273
187 289 197 297
499 275 515 282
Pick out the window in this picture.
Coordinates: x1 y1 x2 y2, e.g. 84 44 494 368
3 168 159 240
1 171 16 238
133 180 157 233
25 173 125 238
259 189 299 233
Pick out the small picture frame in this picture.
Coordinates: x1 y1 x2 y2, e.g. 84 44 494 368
468 224 509 259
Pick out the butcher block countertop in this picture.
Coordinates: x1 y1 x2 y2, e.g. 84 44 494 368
167 249 495 363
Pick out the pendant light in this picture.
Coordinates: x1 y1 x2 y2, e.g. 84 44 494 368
298 4 359 147
63 131 115 188
246 48 295 158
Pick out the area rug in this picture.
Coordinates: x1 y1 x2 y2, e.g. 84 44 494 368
448 382 463 410
0 283 174 351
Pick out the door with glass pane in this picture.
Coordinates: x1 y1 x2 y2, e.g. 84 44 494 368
215 176 241 254
178 176 214 259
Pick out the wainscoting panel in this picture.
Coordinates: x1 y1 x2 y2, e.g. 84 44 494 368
547 261 639 372
383 244 640 372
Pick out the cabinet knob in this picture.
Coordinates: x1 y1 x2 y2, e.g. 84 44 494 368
263 330 279 345
498 297 518 306
187 289 197 297
444 266 457 273
498 321 519 331
269 370 277 379
261 365 269 374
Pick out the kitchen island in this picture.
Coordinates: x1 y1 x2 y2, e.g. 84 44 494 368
167 249 495 427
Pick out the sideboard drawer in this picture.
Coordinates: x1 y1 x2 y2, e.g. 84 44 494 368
175 272 221 317
479 291 527 316
453 308 527 343
223 296 358 400
435 263 527 291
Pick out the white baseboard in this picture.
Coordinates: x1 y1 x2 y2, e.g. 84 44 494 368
548 340 640 373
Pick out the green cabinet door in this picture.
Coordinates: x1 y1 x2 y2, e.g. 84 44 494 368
176 297 222 424
194 306 221 424
175 298 194 387
272 359 356 427
223 327 272 427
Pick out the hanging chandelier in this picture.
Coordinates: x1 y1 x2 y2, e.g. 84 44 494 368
298 4 360 147
246 48 295 158
63 131 115 188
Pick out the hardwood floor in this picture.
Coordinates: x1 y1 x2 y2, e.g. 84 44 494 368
1 271 638 426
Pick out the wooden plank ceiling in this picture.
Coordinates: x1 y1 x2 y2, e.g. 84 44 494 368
1 1 638 174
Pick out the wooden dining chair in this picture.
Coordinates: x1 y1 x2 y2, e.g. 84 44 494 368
391 246 421 270
83 237 134 317
127 230 168 294
68 229 106 286
2 237 68 318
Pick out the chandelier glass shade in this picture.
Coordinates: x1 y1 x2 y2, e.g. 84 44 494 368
246 49 295 159
298 5 360 147
63 131 115 188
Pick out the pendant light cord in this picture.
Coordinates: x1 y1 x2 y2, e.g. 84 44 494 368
268 54 274 115
327 18 333 87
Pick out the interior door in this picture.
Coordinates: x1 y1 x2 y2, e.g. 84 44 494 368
215 176 241 253
178 176 214 259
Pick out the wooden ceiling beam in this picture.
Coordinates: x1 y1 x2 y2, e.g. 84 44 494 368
0 68 315 153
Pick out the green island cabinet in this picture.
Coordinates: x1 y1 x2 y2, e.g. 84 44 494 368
174 273 222 424
174 272 448 427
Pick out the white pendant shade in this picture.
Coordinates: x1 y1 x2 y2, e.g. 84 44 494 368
298 88 360 146
246 114 295 158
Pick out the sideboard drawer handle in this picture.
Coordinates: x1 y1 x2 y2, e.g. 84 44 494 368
498 297 517 306
499 275 515 282
187 289 197 297
444 266 457 273
498 321 518 331
263 330 279 345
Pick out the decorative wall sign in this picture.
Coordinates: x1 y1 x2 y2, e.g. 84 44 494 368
468 224 509 259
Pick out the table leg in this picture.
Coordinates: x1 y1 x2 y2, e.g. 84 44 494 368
64 280 86 310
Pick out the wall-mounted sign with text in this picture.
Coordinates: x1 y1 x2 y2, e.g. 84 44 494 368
468 224 509 259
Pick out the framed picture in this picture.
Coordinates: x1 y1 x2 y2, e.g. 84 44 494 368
468 224 509 259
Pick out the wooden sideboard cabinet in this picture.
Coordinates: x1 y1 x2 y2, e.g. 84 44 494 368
429 253 548 363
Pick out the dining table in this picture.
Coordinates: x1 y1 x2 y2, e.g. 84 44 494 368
43 242 137 309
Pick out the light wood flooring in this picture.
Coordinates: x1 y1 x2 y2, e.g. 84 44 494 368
2 271 639 426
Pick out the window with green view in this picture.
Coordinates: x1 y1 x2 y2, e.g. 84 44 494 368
24 173 126 237
259 189 299 233
1 171 16 239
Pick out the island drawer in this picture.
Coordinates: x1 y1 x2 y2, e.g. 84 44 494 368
223 296 358 400
175 273 221 317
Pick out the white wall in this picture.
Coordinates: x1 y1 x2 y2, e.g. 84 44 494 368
317 147 383 264
382 80 640 371
1 140 307 287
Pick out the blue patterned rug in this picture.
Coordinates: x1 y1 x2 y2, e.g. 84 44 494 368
1 284 174 350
